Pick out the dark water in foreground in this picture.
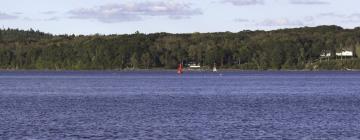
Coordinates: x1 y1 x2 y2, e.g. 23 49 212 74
1 71 360 140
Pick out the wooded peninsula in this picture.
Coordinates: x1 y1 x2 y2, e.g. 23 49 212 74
1 25 360 70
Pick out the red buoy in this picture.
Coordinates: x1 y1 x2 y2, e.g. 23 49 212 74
177 63 183 74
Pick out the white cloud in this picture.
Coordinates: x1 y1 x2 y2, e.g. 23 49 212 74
42 11 57 15
290 0 329 5
304 16 314 22
68 1 202 23
318 12 346 18
317 12 360 22
222 0 264 6
44 17 59 21
0 12 18 20
234 18 250 22
258 18 304 26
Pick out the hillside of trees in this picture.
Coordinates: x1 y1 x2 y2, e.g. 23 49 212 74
1 26 360 70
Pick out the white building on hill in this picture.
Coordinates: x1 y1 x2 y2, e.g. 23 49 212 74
336 51 353 57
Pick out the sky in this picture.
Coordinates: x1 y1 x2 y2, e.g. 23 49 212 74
0 0 359 35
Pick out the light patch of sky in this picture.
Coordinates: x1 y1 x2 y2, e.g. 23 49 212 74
0 0 359 35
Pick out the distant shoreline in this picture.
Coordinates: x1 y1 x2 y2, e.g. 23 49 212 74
2 26 360 72
0 68 359 72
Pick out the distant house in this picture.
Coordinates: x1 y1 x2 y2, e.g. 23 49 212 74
336 50 353 57
320 52 331 57
186 62 201 68
188 63 201 68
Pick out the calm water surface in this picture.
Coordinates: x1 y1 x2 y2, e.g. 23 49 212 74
1 71 360 139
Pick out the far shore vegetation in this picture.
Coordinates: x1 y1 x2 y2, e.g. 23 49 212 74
1 25 360 70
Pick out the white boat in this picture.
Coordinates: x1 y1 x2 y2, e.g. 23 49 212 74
213 63 217 72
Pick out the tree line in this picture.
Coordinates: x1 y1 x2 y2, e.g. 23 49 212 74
1 25 360 70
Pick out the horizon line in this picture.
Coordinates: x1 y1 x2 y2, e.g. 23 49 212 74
1 24 359 36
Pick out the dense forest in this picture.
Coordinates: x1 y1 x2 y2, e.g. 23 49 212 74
1 25 360 70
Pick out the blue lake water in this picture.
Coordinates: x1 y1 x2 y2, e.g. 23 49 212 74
1 71 360 139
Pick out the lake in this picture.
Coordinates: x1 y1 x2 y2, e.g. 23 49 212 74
1 71 360 139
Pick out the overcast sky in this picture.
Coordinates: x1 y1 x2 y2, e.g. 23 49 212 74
0 0 359 35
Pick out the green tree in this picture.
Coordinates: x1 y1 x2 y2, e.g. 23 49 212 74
130 53 138 68
141 53 152 69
